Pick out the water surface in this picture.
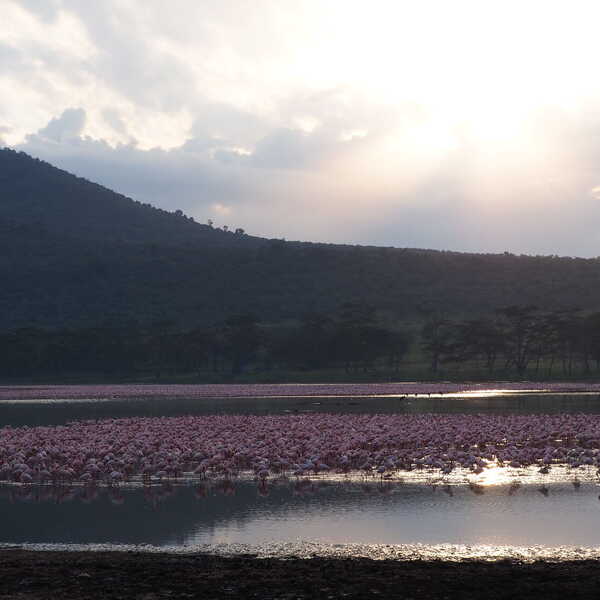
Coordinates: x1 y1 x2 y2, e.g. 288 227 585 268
2 391 600 427
3 480 600 549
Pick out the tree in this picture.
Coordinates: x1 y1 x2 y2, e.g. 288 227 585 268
329 302 399 372
279 312 333 370
223 314 261 374
453 317 504 373
496 305 539 375
421 313 453 373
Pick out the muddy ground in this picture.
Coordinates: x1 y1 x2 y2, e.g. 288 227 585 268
1 550 600 599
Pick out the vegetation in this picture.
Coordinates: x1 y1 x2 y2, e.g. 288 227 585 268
3 303 600 382
4 148 600 332
4 148 600 382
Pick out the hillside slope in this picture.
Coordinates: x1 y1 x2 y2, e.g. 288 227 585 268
2 148 600 329
0 148 263 248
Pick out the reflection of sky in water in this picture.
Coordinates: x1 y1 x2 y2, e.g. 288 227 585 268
3 481 600 550
186 482 600 548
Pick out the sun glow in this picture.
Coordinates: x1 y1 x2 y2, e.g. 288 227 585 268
7 0 600 158
303 0 600 156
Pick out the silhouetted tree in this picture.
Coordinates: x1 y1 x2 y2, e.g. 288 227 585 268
223 314 261 374
421 313 453 373
496 305 539 375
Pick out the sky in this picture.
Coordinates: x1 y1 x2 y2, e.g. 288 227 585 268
3 0 600 256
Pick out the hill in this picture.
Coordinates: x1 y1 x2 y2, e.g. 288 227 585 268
2 147 600 330
0 148 263 249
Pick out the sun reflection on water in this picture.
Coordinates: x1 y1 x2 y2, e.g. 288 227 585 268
371 389 552 399
470 464 513 487
446 389 546 399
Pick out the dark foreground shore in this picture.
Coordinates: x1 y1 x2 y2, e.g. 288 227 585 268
2 550 600 599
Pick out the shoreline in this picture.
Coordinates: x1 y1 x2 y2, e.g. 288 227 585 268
5 540 600 562
1 549 599 599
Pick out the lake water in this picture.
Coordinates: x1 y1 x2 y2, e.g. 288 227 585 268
3 389 600 556
3 479 600 556
2 391 600 427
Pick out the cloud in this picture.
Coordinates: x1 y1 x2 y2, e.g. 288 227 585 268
18 0 61 23
102 108 129 137
0 42 22 72
0 126 10 146
249 128 329 169
31 107 86 142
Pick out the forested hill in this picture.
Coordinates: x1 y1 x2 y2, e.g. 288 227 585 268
3 147 600 330
0 148 263 248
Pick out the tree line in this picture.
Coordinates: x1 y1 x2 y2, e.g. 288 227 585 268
3 304 600 380
422 305 600 376
0 303 409 379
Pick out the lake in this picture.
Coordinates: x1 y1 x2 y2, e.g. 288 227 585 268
2 387 600 557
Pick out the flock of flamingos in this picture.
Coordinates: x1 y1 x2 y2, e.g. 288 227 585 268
1 410 600 486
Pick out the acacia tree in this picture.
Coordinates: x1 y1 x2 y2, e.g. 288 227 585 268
223 314 261 375
178 327 212 376
384 329 412 372
584 312 600 372
540 308 583 376
452 317 504 373
421 312 453 374
295 311 333 370
496 305 539 375
330 302 390 372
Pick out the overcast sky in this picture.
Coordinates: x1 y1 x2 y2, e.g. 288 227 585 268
4 0 600 256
